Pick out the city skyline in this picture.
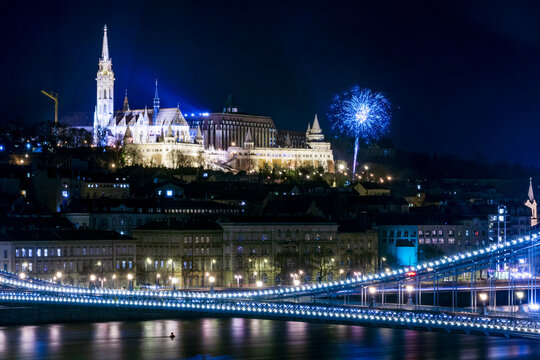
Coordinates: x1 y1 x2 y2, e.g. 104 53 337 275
3 1 540 168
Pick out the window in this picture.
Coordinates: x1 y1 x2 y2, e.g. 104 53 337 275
37 249 41 257
418 230 423 236
21 248 26 257
57 248 61 257
44 249 48 257
439 238 444 244
3 250 7 259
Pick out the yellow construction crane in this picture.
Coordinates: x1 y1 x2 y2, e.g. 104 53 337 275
41 90 59 125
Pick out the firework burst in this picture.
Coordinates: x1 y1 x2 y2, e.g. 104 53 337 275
328 86 390 176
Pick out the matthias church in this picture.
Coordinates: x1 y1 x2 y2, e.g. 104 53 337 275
93 26 334 172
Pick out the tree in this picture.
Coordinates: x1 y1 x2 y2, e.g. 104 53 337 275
308 247 336 282
168 150 193 169
94 125 109 147
196 151 206 168
122 145 142 166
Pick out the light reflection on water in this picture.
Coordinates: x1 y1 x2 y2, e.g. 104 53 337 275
0 319 538 359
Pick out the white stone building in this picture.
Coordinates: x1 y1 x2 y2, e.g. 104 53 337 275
92 25 334 172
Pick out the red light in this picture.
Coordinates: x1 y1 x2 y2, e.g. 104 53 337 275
406 271 416 277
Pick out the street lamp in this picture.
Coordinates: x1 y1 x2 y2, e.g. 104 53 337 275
56 271 62 284
18 272 26 280
112 274 116 289
339 268 344 280
368 286 376 307
167 258 174 281
209 276 215 293
156 273 161 287
479 293 488 314
145 257 152 284
406 285 414 305
256 280 263 288
516 291 525 313
90 274 96 289
235 274 243 287
171 277 178 291
127 273 134 291
97 261 104 285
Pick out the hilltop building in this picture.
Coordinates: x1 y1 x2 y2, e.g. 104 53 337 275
92 26 334 172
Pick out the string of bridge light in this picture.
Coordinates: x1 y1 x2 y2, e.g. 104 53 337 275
2 231 538 300
0 291 538 336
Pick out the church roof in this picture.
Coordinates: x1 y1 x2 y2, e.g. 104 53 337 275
114 107 188 127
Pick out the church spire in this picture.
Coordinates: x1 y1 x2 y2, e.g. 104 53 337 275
123 89 130 111
153 79 160 115
529 177 535 202
101 25 109 60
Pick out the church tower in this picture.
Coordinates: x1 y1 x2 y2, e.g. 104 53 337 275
95 25 115 131
525 178 538 227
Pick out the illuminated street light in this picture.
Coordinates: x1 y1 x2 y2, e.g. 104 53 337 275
19 272 26 280
406 285 414 306
127 273 134 290
479 293 488 314
256 280 263 288
234 274 243 287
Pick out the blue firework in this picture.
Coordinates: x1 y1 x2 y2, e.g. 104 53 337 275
328 86 390 175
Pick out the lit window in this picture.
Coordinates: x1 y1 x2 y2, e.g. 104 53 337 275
166 190 173 197
62 191 69 198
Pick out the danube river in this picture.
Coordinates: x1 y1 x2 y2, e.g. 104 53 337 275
0 318 539 359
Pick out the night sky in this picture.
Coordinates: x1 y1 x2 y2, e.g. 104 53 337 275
3 1 540 166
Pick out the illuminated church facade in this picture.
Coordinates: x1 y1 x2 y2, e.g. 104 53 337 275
93 26 334 172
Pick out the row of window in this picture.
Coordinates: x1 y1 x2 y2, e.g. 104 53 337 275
14 246 133 258
86 183 129 188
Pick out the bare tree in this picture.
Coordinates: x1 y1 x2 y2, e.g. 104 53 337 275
168 150 194 169
308 247 337 282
